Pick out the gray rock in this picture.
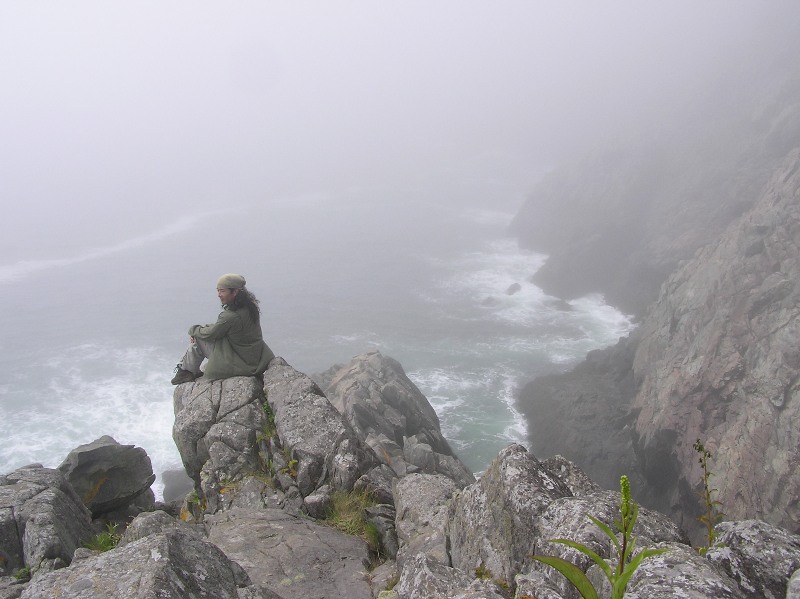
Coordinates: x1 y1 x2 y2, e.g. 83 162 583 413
323 351 475 488
263 357 380 497
117 509 188 547
0 465 94 578
205 507 373 599
58 435 155 517
787 568 800 599
172 375 268 512
394 473 459 569
448 444 572 587
623 542 745 599
706 520 800 599
161 468 194 502
394 553 474 599
365 504 399 560
19 528 254 599
303 484 332 519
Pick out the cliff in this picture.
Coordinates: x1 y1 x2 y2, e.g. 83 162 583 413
4 352 800 598
510 58 800 315
519 149 800 541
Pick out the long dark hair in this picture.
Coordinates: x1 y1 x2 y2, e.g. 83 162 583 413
230 287 261 322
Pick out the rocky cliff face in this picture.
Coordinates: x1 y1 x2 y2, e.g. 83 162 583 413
519 149 800 540
631 148 800 534
510 62 800 315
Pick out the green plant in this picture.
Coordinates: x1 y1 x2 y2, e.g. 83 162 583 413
257 398 277 442
326 489 380 552
14 566 31 582
83 522 121 552
531 475 668 599
475 561 492 579
693 438 725 554
279 458 298 479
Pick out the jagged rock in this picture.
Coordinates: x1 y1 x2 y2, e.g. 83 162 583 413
0 465 94 578
172 375 268 512
514 571 565 599
205 507 373 599
322 351 475 488
369 560 399 598
705 520 800 599
622 543 745 599
448 444 572 587
57 435 155 517
394 473 458 569
117 509 188 547
161 468 194 502
540 455 602 497
19 528 258 599
302 484 331 519
394 553 510 599
263 357 381 497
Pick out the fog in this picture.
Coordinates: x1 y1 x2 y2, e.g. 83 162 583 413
2 1 798 264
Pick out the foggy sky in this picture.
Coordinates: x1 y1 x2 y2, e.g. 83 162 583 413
2 1 798 263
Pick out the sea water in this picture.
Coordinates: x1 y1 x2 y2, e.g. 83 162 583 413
0 187 634 498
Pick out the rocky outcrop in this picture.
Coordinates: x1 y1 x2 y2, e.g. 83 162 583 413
172 375 268 513
519 148 800 538
321 351 475 488
5 352 800 598
58 435 155 518
19 528 267 599
0 465 94 579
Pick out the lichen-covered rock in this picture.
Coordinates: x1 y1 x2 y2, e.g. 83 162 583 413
323 351 475 488
117 509 189 547
0 465 94 578
448 444 572 587
394 553 474 599
205 507 373 599
532 490 688 598
706 520 800 599
787 568 800 599
58 435 155 517
263 357 381 497
394 473 459 569
172 375 267 512
623 543 745 599
19 528 255 599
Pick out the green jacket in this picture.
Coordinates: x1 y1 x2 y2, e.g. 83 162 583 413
188 306 275 380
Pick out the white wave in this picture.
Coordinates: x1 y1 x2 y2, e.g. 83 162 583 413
0 212 220 284
1 344 181 500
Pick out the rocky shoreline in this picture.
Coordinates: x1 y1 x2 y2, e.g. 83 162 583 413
3 351 800 598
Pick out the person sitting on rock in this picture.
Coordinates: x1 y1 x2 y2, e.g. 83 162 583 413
171 273 276 385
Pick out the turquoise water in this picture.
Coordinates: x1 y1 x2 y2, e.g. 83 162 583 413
0 187 634 497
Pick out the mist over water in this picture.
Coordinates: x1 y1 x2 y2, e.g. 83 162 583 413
0 183 634 497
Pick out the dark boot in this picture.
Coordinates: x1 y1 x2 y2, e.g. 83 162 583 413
171 368 196 385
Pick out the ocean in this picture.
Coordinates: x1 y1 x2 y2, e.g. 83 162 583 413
0 186 634 498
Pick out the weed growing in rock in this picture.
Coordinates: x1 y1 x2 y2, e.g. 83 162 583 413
14 566 31 582
531 475 667 599
257 397 277 442
326 489 379 554
83 522 121 552
693 438 725 555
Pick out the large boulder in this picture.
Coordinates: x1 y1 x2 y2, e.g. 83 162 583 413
19 528 267 599
447 444 572 587
322 351 475 488
0 465 94 578
706 520 800 599
57 435 155 517
263 357 381 498
172 375 268 512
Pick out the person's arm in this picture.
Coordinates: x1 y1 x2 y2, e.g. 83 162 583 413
189 310 239 340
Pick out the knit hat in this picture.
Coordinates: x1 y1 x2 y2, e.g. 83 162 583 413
216 273 246 289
